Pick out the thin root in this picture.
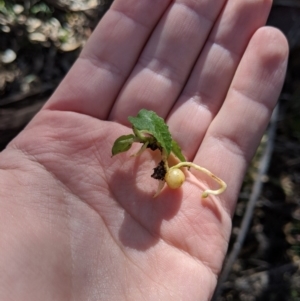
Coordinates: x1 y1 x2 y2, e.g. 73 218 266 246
169 162 227 198
153 180 166 198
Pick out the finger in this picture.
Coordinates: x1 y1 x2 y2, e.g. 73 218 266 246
43 0 171 120
109 0 226 123
194 27 288 214
167 0 272 160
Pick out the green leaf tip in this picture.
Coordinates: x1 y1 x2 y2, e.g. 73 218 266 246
111 109 187 162
128 109 172 156
111 134 135 156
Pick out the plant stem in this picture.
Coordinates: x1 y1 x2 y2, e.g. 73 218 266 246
131 141 149 157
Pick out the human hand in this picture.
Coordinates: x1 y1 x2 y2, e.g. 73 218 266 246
0 0 288 300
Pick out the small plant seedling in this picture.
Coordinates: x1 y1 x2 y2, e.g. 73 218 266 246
111 109 227 198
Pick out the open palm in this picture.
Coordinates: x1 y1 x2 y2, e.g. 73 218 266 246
0 0 288 300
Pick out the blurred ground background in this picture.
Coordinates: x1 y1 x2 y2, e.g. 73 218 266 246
1 1 300 300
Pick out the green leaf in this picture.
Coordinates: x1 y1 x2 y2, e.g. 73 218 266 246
171 140 186 162
112 134 135 156
128 109 172 155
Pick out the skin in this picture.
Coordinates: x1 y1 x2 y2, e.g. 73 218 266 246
0 0 288 300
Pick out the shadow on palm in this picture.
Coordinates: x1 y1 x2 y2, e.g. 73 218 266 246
109 143 183 251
